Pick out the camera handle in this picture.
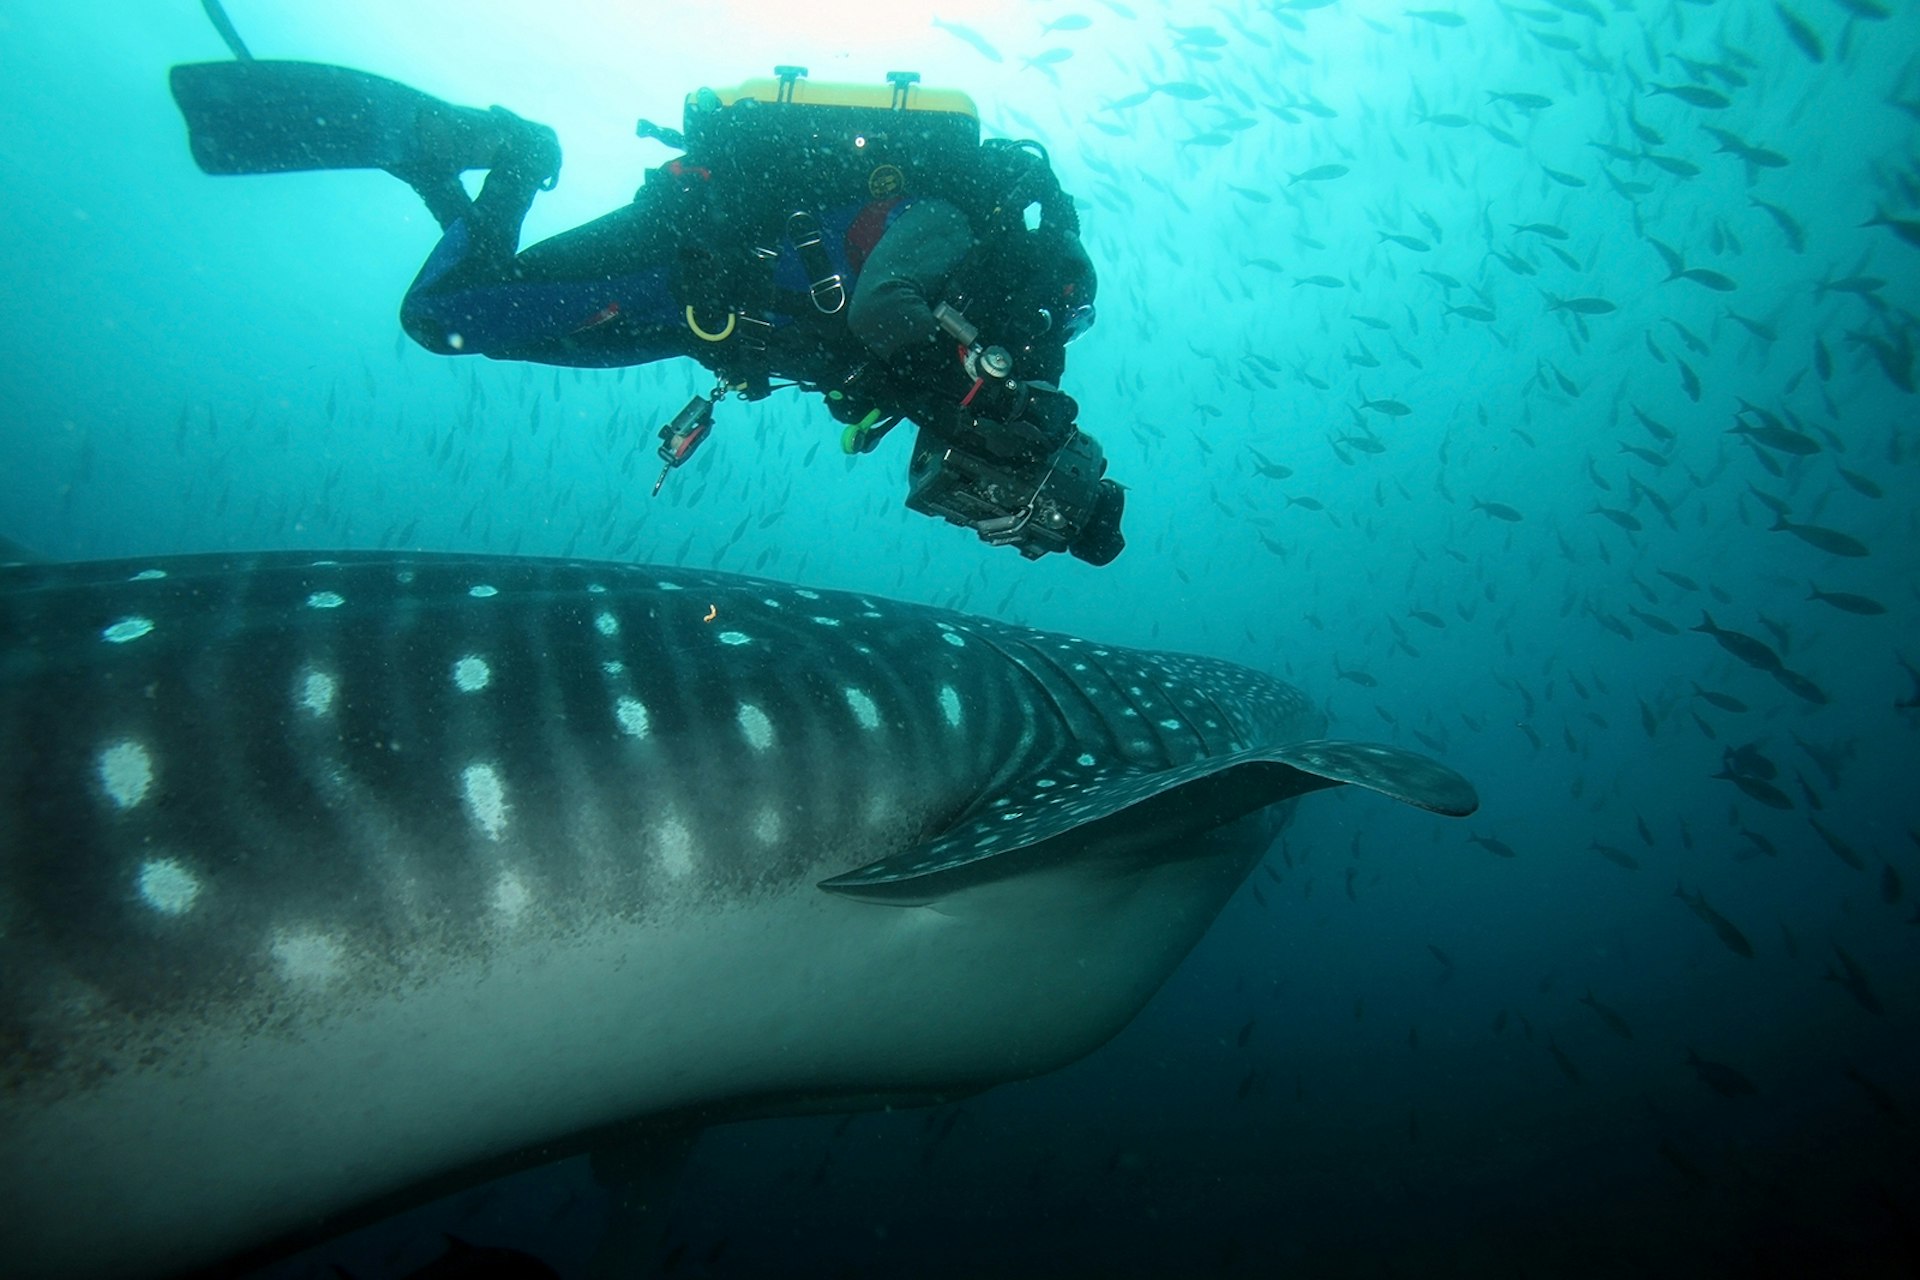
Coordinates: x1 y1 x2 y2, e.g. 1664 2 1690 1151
933 302 1013 392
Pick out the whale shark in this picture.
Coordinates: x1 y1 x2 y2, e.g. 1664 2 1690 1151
0 550 1475 1277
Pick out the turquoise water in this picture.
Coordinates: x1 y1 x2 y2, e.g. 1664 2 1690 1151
3 0 1916 1274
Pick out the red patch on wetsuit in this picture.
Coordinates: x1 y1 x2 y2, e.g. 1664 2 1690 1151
577 301 621 330
845 198 906 275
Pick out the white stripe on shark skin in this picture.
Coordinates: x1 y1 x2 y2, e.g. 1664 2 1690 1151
0 551 1475 1278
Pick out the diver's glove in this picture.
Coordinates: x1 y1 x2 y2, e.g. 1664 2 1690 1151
880 336 972 402
1012 382 1079 445
966 381 1080 460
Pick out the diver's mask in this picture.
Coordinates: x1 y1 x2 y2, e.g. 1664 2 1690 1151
1048 301 1096 343
1005 300 1094 355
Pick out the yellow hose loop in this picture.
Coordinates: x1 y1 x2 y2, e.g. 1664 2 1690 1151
685 306 736 342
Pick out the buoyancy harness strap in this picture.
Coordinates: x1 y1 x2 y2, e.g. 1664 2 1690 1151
784 210 846 315
690 208 848 402
732 240 779 400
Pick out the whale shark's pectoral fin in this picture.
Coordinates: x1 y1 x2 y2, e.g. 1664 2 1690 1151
819 738 1477 903
1266 739 1480 817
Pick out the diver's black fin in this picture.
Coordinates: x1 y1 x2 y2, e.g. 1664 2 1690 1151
168 60 507 177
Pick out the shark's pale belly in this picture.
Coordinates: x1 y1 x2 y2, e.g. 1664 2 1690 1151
7 814 1272 1277
0 552 1473 1277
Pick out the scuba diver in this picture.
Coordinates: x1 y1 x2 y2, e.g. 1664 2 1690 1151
169 57 1127 565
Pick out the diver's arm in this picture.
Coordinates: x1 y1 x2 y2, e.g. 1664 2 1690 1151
846 199 975 360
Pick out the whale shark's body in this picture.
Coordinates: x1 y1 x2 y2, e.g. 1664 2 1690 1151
0 551 1474 1277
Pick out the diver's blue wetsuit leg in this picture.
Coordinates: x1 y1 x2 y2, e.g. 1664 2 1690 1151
400 181 694 369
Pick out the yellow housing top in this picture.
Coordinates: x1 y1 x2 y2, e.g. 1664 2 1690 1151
703 77 978 119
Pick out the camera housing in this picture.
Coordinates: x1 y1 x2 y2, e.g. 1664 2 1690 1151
893 307 1127 566
904 403 1125 565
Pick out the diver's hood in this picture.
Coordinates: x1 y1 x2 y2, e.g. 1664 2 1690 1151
999 225 1097 316
950 226 1097 377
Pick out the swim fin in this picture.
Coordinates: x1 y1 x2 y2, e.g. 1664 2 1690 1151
168 60 522 178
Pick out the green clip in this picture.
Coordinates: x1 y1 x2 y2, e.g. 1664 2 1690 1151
841 408 883 456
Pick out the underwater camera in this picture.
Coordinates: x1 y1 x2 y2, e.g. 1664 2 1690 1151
904 385 1126 566
904 301 1124 565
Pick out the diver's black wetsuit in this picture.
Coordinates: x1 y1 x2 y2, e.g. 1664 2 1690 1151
166 57 1121 562
397 152 980 407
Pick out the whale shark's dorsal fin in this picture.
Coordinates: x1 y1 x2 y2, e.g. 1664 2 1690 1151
819 738 1477 902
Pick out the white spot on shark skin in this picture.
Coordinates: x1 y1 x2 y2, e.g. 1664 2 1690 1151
595 612 620 637
587 583 607 594
603 660 626 676
102 616 154 644
752 807 782 844
718 631 751 647
942 632 966 648
129 568 167 582
844 687 881 730
812 616 842 628
271 929 344 984
737 703 774 751
137 858 200 915
298 668 337 717
1077 753 1097 767
1159 719 1182 731
939 686 963 728
615 696 650 738
461 764 509 840
795 589 821 600
306 591 345 610
491 870 532 922
862 794 901 831
469 584 498 599
98 740 153 809
656 815 694 877
657 581 683 592
452 656 491 693
396 570 416 585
